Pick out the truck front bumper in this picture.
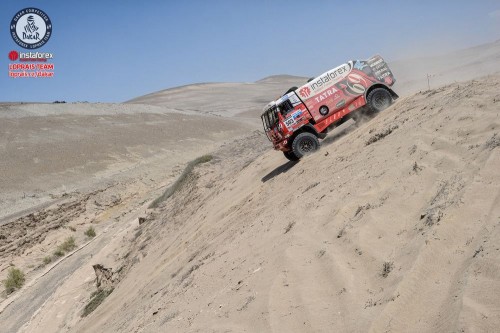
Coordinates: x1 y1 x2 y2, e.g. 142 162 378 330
273 139 290 152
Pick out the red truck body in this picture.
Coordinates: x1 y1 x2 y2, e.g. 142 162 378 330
261 55 397 159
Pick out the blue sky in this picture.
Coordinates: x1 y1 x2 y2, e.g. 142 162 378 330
1 1 499 102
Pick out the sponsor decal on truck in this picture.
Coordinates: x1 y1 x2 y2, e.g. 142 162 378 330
298 62 353 100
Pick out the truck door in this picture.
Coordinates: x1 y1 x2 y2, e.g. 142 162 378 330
277 92 311 133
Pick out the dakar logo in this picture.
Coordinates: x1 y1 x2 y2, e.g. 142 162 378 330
299 86 311 98
10 8 52 49
24 16 39 35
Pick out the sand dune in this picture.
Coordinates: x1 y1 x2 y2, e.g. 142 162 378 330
65 75 498 332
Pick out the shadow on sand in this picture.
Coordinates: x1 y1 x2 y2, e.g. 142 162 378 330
261 160 298 183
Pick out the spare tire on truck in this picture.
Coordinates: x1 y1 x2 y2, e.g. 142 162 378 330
292 132 320 158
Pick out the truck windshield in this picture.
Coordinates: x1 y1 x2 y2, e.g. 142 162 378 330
278 99 293 116
277 99 294 116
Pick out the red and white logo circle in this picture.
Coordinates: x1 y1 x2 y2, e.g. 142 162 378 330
299 86 311 98
8 50 19 61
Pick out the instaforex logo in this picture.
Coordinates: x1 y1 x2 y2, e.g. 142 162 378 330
309 64 351 93
297 63 352 100
8 50 54 62
10 8 52 49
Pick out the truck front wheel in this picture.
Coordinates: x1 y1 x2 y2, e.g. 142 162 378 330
367 88 392 112
292 132 320 158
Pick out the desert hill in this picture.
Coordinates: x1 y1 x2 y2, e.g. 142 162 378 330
0 103 253 224
62 75 499 332
127 75 307 119
0 63 310 333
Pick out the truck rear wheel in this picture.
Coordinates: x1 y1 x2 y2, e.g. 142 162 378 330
367 88 392 112
283 150 299 161
292 132 320 158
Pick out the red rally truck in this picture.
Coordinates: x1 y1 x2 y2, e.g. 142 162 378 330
261 55 398 161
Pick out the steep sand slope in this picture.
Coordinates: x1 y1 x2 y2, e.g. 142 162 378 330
72 75 500 332
0 102 253 328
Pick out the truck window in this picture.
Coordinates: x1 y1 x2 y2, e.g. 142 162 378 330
277 99 294 116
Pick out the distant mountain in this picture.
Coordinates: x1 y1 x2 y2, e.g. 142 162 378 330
127 77 308 118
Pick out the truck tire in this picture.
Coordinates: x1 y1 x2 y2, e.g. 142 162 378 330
367 88 392 112
292 132 320 158
283 150 299 161
284 86 298 95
